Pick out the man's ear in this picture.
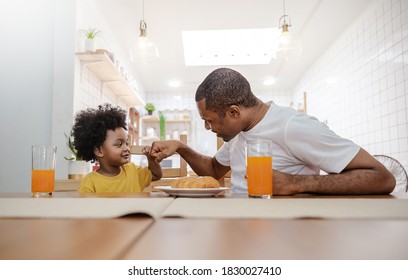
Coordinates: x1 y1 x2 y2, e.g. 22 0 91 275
93 146 103 158
227 106 240 118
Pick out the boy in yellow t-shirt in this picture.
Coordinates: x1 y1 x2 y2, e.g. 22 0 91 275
71 103 162 193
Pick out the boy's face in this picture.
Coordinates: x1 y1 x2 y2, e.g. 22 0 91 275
98 127 130 167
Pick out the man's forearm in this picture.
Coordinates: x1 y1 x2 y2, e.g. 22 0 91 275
274 169 395 195
176 142 217 177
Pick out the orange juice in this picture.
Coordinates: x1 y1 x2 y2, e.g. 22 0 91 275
247 156 273 197
31 169 55 193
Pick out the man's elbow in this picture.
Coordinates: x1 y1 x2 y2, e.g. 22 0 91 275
381 171 396 194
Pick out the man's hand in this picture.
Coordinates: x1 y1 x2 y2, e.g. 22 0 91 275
142 146 161 163
244 169 297 195
272 170 299 195
149 140 181 162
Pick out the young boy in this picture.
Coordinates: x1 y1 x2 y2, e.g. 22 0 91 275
71 103 162 193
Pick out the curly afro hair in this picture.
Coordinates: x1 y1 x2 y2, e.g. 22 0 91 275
71 103 127 162
195 68 258 117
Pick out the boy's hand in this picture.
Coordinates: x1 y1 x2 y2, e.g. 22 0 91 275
142 146 162 163
141 146 151 156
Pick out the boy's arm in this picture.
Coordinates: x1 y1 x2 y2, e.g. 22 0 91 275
143 146 162 181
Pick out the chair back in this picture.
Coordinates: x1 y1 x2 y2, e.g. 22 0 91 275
373 154 408 192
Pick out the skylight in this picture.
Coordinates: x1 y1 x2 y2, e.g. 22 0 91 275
182 28 280 66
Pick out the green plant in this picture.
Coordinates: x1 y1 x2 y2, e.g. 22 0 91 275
83 27 101 39
159 111 166 140
64 133 82 161
145 103 155 112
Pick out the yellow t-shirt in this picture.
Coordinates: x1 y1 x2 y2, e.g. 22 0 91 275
79 163 152 193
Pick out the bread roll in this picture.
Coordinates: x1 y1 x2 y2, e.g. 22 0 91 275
171 176 220 189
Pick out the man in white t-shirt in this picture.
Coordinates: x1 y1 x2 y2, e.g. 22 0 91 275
150 68 395 195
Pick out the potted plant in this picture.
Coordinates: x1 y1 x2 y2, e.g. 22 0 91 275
64 133 92 179
145 103 155 115
83 27 101 52
64 133 81 161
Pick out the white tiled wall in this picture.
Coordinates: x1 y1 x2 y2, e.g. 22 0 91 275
255 89 293 107
293 0 408 172
75 66 128 112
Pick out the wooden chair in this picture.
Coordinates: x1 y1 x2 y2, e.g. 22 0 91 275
217 137 231 187
130 134 188 191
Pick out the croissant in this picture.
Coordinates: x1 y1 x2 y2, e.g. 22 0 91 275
171 176 220 189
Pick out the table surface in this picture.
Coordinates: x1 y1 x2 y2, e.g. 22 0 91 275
1 191 407 260
0 217 153 260
123 218 408 260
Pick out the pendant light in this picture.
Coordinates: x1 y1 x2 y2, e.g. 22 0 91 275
131 0 159 64
274 0 302 60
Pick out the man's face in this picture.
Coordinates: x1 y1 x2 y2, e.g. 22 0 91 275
196 99 241 142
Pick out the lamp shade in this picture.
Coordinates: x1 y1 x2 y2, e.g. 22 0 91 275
274 23 302 60
130 20 159 64
133 36 159 64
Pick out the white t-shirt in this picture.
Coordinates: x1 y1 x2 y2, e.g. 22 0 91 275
215 103 360 193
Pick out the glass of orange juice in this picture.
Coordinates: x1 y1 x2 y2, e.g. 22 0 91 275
246 140 272 199
32 145 57 197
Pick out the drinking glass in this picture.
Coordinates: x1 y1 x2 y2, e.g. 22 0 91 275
31 145 57 197
246 140 273 199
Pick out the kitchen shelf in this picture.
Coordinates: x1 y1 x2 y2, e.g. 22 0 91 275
141 136 160 141
141 115 160 123
141 115 190 123
165 119 190 123
140 110 192 145
75 51 144 106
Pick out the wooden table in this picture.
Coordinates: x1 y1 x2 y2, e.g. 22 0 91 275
1 192 407 260
0 217 153 260
123 218 408 259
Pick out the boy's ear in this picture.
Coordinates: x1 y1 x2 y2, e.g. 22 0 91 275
93 146 103 158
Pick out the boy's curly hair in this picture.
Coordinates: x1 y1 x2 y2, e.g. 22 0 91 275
71 103 127 162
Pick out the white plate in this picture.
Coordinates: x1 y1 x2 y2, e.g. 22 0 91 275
154 186 229 197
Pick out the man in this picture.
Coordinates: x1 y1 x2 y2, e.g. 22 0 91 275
150 68 395 195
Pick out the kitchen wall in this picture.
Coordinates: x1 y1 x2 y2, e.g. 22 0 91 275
0 0 78 192
293 0 408 172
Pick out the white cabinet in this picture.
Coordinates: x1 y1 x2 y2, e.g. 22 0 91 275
140 110 192 145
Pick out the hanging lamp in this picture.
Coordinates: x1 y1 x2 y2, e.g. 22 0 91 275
131 0 159 64
274 0 302 60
